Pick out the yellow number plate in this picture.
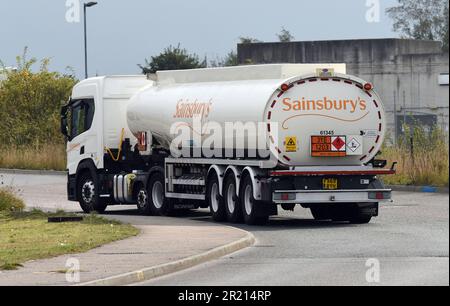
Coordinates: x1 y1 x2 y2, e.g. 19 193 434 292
323 178 338 190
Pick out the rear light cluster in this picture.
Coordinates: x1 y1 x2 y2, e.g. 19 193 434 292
274 193 296 201
280 84 290 91
368 191 391 200
364 83 373 91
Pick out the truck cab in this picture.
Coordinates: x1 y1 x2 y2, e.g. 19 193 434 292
61 76 152 212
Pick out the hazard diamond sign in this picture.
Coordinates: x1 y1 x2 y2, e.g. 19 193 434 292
331 136 346 152
311 136 347 157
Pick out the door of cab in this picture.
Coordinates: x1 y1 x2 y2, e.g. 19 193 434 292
64 98 97 174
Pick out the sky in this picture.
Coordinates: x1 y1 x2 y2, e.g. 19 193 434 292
1 0 399 79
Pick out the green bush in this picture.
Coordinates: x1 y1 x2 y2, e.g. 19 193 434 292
0 188 25 212
381 124 449 187
0 48 77 147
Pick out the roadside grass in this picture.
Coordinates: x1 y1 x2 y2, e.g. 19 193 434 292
380 127 449 187
0 188 25 212
0 144 66 171
0 189 139 270
381 146 449 187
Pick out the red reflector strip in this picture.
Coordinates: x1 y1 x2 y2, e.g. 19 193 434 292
270 169 396 176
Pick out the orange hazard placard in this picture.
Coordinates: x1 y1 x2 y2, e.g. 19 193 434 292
311 136 347 157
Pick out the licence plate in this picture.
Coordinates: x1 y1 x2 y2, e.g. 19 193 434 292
323 178 338 190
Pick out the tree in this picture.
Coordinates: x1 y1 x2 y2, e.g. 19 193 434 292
386 0 449 51
139 44 206 74
239 36 262 44
209 51 238 67
277 27 294 42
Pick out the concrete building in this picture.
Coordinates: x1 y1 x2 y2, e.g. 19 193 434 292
238 39 449 142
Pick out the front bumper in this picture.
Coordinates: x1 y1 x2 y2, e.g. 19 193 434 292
273 189 392 204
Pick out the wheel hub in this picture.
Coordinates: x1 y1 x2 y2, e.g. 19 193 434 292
211 183 219 212
244 185 253 215
137 189 148 209
152 182 164 209
227 183 237 213
81 181 95 205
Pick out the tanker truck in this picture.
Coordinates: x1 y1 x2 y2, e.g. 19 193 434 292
60 64 395 225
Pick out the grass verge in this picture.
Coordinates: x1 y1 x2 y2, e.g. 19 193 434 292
0 189 139 270
380 144 449 187
0 144 66 171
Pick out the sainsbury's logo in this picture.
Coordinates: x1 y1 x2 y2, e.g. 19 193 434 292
282 96 367 113
173 98 212 119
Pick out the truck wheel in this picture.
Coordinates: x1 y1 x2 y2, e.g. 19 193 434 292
206 174 226 222
224 174 243 223
78 172 107 214
147 172 173 216
240 175 269 225
136 185 152 216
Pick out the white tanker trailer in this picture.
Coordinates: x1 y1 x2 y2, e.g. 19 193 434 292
61 64 395 225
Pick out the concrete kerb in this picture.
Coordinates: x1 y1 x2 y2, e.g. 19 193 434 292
388 185 449 194
0 169 66 176
77 228 256 286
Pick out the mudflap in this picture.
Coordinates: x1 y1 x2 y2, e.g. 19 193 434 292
257 201 278 217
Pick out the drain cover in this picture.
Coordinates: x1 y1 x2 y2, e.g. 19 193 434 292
48 216 84 223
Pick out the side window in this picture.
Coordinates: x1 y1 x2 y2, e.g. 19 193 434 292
69 99 95 140
84 99 95 131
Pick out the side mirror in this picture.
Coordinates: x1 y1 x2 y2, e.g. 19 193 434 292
60 105 69 138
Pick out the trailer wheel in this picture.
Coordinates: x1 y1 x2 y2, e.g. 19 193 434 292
224 174 243 223
331 204 373 224
77 172 107 214
310 206 333 221
350 215 372 224
206 174 226 222
349 208 373 224
147 172 173 216
240 175 269 225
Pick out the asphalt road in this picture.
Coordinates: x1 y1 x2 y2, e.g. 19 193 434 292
1 172 448 286
137 192 449 286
